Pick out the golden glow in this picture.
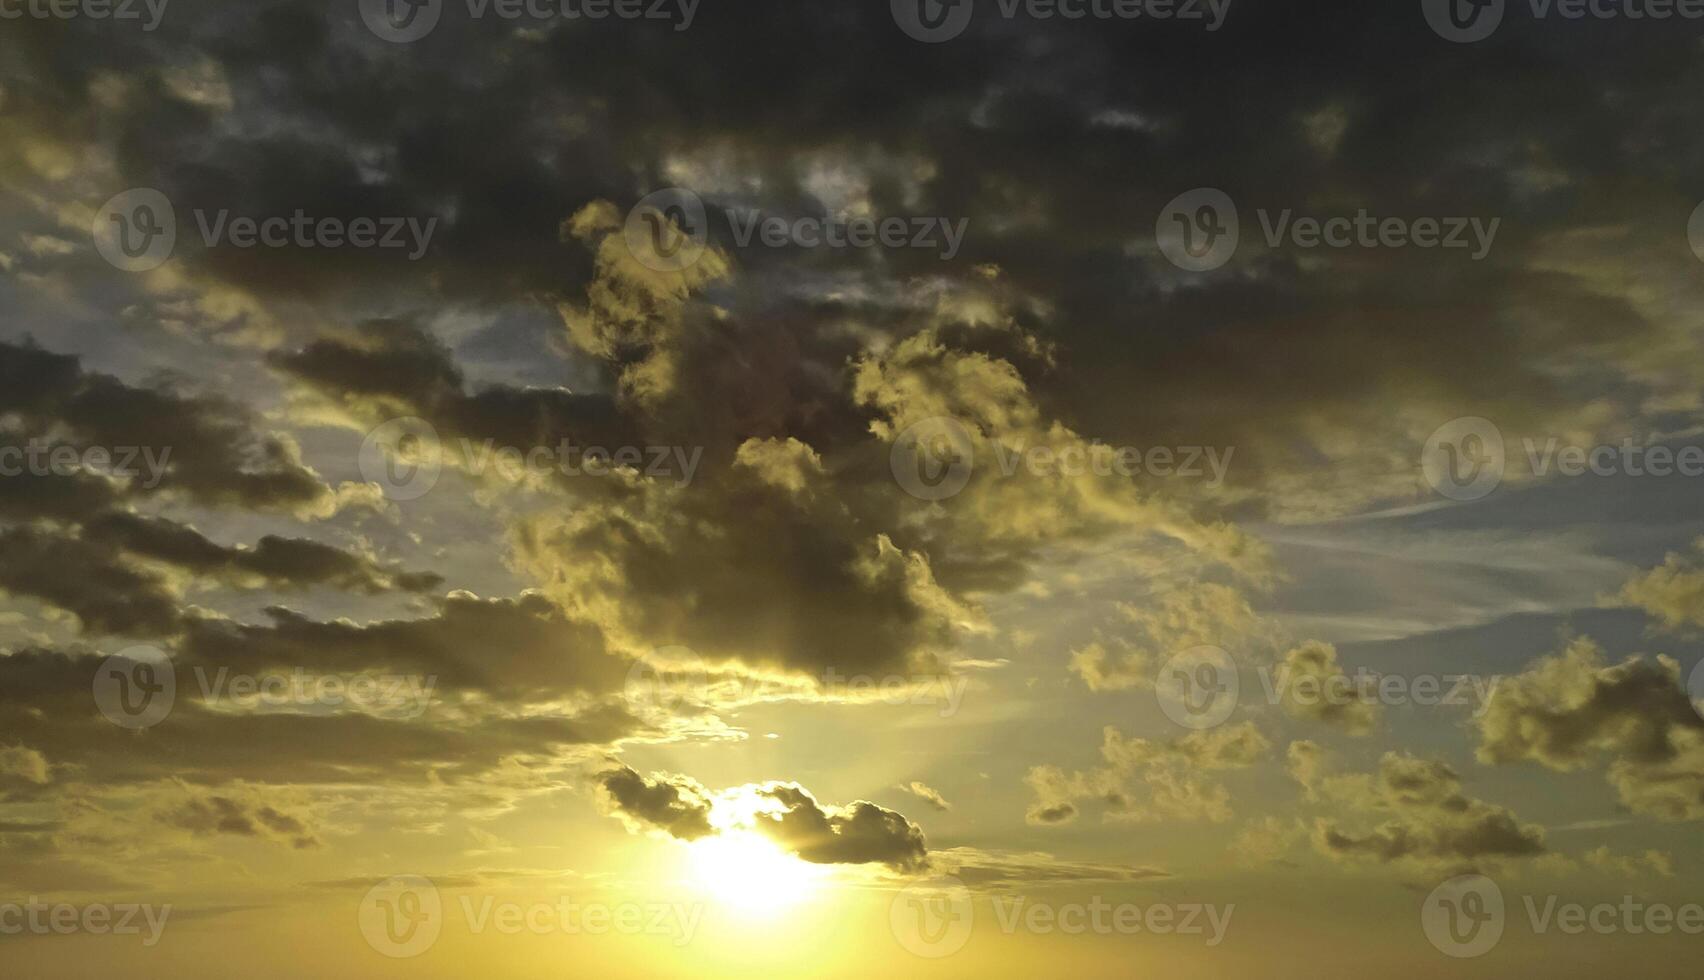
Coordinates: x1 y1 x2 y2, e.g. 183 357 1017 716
687 832 823 917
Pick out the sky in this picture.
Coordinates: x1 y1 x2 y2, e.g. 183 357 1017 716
3 0 1704 976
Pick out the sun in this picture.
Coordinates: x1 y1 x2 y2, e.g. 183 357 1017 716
687 832 823 917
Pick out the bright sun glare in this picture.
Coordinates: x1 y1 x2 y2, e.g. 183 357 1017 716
688 832 823 917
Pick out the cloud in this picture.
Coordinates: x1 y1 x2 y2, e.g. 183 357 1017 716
1069 582 1265 693
0 525 185 636
0 341 356 520
82 512 441 595
1613 538 1704 631
1274 641 1380 736
930 847 1169 890
1307 752 1547 870
1582 846 1674 878
1286 739 1328 801
595 766 929 872
895 781 951 811
0 745 50 785
594 765 716 842
178 591 622 702
1230 816 1306 865
162 784 320 849
0 515 440 639
1474 638 1704 821
1027 723 1269 826
751 783 928 872
0 644 640 787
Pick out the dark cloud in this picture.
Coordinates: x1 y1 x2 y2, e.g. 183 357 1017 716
0 514 439 638
164 789 320 849
1307 752 1548 868
1475 639 1704 821
178 592 622 701
752 783 928 873
596 766 929 872
83 512 441 595
594 765 715 842
0 341 350 518
0 525 184 636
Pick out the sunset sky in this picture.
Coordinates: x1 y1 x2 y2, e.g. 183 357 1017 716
3 1 1704 976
